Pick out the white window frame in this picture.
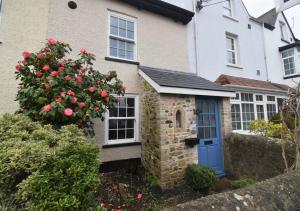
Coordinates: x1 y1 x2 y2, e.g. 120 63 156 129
230 92 282 132
107 11 137 62
279 21 288 41
281 48 297 77
226 34 238 65
223 0 233 17
105 95 139 145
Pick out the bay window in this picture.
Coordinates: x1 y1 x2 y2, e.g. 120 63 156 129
106 96 138 145
281 47 300 77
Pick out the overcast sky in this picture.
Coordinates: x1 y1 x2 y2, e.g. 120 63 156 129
242 0 300 38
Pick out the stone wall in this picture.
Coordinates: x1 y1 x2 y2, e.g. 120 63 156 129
220 97 232 139
159 94 197 188
166 172 300 211
224 133 295 180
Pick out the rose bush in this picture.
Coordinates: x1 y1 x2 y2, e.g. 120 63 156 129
15 39 125 129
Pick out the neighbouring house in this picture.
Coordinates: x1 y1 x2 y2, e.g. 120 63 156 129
166 0 299 132
0 0 235 188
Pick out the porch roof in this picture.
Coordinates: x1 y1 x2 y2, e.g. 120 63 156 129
138 66 235 97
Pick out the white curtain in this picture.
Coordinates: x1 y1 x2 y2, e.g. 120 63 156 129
275 0 300 12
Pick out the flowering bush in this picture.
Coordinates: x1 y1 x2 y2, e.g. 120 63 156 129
15 39 125 128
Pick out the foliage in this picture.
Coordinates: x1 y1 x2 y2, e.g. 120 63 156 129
270 112 296 131
144 173 160 188
15 39 125 129
249 120 292 140
231 178 255 189
185 164 218 194
0 114 100 210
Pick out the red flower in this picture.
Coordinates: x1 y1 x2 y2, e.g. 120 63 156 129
64 108 73 117
60 92 66 98
43 104 51 112
136 193 143 199
70 97 78 104
104 97 110 102
22 51 30 59
95 106 100 111
80 67 87 73
15 64 22 71
56 97 62 103
48 38 57 45
67 90 75 96
88 87 96 93
50 71 58 77
58 67 64 72
59 61 65 67
100 90 108 98
43 65 50 71
79 102 86 108
44 48 51 53
35 71 42 77
37 53 45 59
80 48 87 54
44 83 51 91
75 76 83 84
64 75 72 81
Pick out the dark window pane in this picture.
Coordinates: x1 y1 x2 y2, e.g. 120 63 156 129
110 108 118 117
127 98 135 107
119 98 126 108
109 120 118 129
127 119 134 129
109 130 117 140
203 115 209 126
199 128 205 139
118 120 126 129
203 103 209 113
127 108 135 117
209 103 215 113
118 129 126 139
211 127 217 138
204 128 210 139
119 108 126 117
210 115 216 126
126 129 134 139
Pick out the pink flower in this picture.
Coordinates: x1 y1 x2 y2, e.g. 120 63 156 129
48 38 57 45
70 97 78 104
22 51 30 59
67 90 75 96
80 67 87 73
88 87 96 93
43 65 50 71
79 102 86 108
64 108 73 117
59 61 65 67
44 83 51 91
43 104 51 112
64 75 72 81
50 71 58 77
56 97 62 103
99 203 105 208
136 193 143 199
15 64 22 71
75 76 82 84
100 90 108 98
60 92 66 98
35 71 42 77
95 106 100 111
104 97 110 102
80 48 87 54
58 67 64 72
37 53 45 59
121 85 127 92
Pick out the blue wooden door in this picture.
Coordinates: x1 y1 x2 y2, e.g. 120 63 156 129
196 97 224 175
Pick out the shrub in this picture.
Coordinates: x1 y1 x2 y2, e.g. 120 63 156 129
270 112 296 131
0 114 100 210
231 178 255 189
185 164 218 193
15 39 125 129
249 120 292 140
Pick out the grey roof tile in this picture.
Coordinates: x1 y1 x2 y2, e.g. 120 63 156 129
139 66 234 92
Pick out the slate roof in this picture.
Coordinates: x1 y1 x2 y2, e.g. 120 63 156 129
139 66 234 92
118 0 194 25
215 74 289 94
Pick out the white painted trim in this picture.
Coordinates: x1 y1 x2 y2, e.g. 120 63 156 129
138 70 236 98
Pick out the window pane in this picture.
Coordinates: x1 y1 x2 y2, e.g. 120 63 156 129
256 95 263 101
126 42 134 51
110 48 118 57
119 108 126 117
110 26 118 36
127 119 134 129
118 129 126 139
109 120 118 129
211 127 217 138
242 103 255 130
111 16 118 27
119 28 126 37
127 108 135 117
267 104 276 120
119 19 126 29
118 49 126 58
127 21 134 31
126 129 134 139
127 30 134 39
231 104 241 130
256 105 265 120
110 107 118 117
126 51 134 60
109 130 118 140
267 96 275 102
118 120 126 129
127 98 135 107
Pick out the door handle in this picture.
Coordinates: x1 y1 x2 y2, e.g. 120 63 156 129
204 140 213 145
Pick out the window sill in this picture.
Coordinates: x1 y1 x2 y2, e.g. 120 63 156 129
105 57 139 65
102 142 141 149
223 15 239 22
227 64 243 69
283 73 300 79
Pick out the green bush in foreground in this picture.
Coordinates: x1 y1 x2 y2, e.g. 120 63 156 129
0 114 100 210
231 178 255 189
185 164 218 194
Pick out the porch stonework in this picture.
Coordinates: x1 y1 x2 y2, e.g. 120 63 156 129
140 78 232 189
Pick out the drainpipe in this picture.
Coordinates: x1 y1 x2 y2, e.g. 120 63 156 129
262 22 270 82
192 0 199 75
